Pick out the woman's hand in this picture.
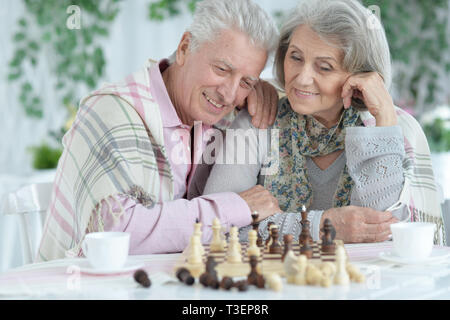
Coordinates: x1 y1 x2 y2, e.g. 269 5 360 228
341 72 397 127
238 185 281 222
321 205 398 243
240 80 278 129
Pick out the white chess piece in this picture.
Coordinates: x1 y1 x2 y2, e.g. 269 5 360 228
283 250 298 284
210 218 225 252
194 221 205 256
334 246 350 285
293 255 308 285
229 226 241 252
187 235 203 265
346 263 365 283
247 230 260 258
266 273 282 292
227 226 242 263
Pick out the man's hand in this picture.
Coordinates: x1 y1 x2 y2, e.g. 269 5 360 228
321 206 398 243
243 80 278 129
238 185 281 222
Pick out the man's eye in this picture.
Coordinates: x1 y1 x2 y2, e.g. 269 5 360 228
240 80 252 89
215 66 227 73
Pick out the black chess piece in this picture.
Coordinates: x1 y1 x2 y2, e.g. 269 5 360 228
265 221 275 246
251 212 263 247
247 255 265 289
321 218 336 254
175 267 195 285
199 256 219 289
299 205 313 245
282 234 294 262
134 269 151 288
269 226 282 254
299 236 313 259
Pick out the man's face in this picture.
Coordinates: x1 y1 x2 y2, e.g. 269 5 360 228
174 29 268 126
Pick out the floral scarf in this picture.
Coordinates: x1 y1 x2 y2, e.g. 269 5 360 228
264 96 362 212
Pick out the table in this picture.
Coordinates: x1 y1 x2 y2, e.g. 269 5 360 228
1 242 450 300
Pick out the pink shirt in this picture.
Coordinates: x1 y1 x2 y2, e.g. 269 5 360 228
100 60 252 254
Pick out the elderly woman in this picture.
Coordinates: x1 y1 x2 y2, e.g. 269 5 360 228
204 0 444 244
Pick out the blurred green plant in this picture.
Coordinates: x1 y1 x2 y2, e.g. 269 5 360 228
360 0 450 117
8 0 121 118
28 143 63 170
148 0 199 20
8 0 121 169
423 118 450 153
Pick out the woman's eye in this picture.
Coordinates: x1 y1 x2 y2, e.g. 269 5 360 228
290 55 302 62
318 63 333 72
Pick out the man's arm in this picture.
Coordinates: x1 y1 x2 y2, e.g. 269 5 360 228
100 192 252 254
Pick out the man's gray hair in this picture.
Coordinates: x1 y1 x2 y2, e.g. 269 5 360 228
168 0 278 64
274 0 392 110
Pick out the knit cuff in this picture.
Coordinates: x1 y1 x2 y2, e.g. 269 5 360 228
308 210 325 241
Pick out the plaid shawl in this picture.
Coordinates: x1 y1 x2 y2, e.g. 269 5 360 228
37 60 175 261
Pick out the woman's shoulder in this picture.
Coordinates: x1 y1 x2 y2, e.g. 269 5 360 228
393 106 428 138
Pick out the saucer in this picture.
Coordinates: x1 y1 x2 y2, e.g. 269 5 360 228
78 259 144 275
379 249 450 265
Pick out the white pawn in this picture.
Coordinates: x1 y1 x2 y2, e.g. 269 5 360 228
227 226 242 263
293 255 308 285
334 246 350 286
247 230 261 258
283 250 298 284
347 263 365 283
194 220 205 256
320 261 337 280
210 218 225 252
266 273 283 292
229 226 241 252
187 235 203 265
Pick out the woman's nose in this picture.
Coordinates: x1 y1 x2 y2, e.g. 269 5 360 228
294 65 315 87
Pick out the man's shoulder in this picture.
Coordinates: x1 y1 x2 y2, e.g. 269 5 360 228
80 94 144 126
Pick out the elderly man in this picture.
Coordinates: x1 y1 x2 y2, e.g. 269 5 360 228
37 0 280 261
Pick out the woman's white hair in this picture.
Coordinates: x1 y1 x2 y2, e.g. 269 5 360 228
274 0 392 110
168 0 279 64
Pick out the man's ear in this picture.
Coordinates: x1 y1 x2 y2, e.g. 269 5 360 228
176 32 192 66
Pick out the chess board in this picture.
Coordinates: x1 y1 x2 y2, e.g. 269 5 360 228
174 240 345 278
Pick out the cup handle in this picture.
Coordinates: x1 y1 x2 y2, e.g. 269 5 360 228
81 239 88 258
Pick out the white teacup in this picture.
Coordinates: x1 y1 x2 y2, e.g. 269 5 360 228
82 232 130 270
390 222 435 260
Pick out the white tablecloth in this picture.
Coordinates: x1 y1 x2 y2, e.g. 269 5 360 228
0 170 56 272
1 242 450 300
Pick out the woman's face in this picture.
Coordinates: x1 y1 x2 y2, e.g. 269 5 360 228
284 25 351 127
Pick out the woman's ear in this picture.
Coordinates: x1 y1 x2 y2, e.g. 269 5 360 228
176 32 192 66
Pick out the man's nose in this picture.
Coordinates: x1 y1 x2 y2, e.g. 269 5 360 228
217 77 240 105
